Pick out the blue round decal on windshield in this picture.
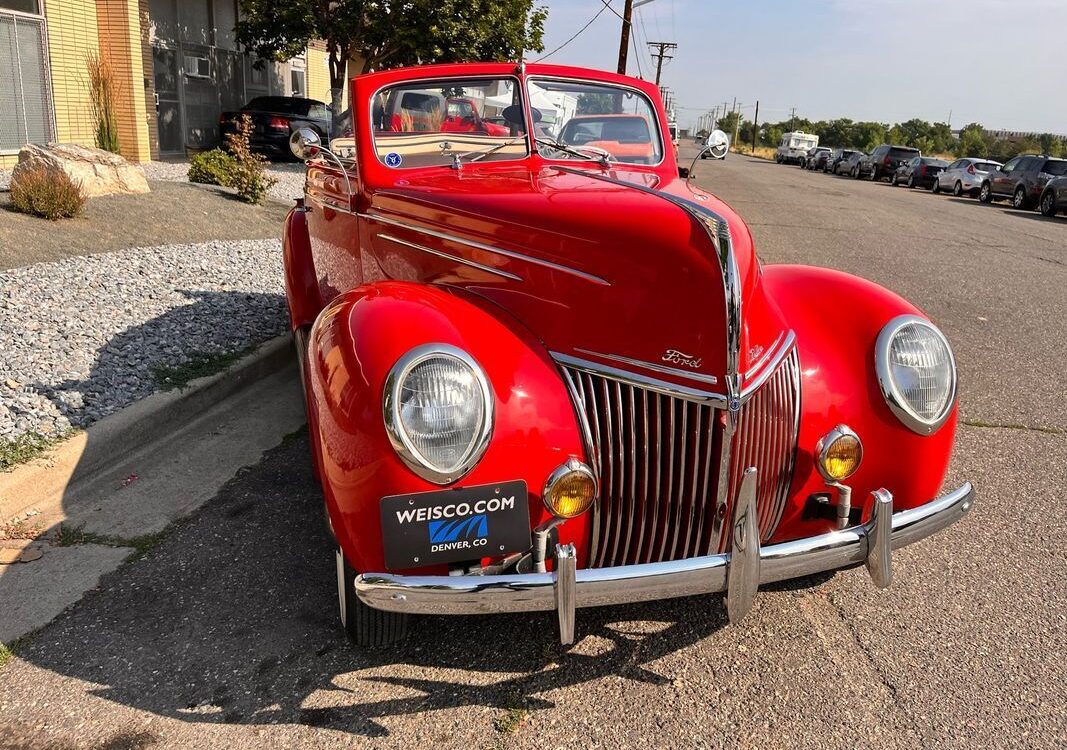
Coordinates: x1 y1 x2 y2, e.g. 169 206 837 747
385 152 403 168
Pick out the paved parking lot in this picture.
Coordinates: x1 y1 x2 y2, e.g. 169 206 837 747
1 150 1064 749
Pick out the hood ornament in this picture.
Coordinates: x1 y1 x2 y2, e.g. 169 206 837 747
662 349 703 369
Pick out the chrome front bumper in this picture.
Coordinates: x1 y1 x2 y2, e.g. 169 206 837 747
354 482 974 644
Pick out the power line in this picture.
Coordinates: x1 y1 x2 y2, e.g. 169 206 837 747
535 2 612 62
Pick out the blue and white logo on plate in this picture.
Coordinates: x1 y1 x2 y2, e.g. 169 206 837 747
385 152 403 168
428 515 488 545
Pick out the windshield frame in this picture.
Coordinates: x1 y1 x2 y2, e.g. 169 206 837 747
367 74 530 170
524 75 666 168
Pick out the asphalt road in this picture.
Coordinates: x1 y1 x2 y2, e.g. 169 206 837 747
1 150 1064 749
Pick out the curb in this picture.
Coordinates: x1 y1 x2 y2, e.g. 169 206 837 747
0 334 294 521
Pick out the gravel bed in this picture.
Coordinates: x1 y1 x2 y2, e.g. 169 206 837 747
0 239 287 441
141 160 305 203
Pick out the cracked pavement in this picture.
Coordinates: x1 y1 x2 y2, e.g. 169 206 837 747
0 149 1064 748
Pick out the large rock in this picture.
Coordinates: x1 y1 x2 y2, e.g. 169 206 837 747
11 143 150 198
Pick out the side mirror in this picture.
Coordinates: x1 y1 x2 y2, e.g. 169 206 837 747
289 127 321 160
706 129 729 159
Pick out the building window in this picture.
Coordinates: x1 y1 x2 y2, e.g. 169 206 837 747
0 10 54 152
0 2 41 14
290 68 305 97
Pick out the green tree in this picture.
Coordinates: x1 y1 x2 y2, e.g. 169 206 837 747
716 110 742 136
576 93 615 115
235 0 547 118
955 123 988 158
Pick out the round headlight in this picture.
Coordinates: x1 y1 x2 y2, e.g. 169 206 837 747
875 315 957 435
815 424 863 482
383 344 493 484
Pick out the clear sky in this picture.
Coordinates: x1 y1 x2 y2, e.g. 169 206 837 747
531 0 1067 134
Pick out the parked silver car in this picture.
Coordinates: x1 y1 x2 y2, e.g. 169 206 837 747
935 157 1002 197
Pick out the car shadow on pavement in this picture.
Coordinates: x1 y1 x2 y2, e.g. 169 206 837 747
13 432 730 739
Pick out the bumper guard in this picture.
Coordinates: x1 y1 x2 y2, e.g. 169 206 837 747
355 482 974 644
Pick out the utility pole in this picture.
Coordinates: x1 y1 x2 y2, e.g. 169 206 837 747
617 0 635 75
789 106 797 132
647 41 677 86
751 100 759 153
732 102 742 154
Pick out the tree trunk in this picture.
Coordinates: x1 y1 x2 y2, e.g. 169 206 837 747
327 44 349 136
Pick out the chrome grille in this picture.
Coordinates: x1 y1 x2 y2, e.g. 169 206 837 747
561 347 800 568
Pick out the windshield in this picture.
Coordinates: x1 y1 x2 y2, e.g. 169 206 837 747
371 77 527 169
527 78 663 165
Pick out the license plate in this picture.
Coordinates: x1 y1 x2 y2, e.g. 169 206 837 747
379 480 530 570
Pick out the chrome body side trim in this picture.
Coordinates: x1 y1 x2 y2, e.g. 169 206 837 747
574 347 720 385
359 212 610 286
377 233 523 281
354 483 975 642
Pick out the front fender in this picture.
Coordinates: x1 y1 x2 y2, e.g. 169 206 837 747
307 281 590 573
762 265 958 542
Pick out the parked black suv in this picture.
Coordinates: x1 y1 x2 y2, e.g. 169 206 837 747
979 155 1067 209
855 144 921 181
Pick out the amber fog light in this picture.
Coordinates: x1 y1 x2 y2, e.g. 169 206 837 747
815 424 863 482
543 458 597 519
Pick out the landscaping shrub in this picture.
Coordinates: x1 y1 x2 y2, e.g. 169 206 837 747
188 148 237 187
10 167 86 220
86 51 120 154
224 114 277 204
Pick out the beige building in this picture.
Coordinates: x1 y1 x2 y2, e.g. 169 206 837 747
1 0 345 167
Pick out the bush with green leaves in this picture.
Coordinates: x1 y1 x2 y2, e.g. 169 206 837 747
11 167 86 220
224 114 277 205
188 148 238 187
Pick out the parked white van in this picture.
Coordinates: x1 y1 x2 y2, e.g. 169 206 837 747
776 131 818 164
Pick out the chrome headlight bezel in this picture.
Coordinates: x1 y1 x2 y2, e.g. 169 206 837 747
875 314 957 435
383 343 494 485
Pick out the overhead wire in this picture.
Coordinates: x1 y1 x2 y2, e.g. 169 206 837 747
535 2 613 62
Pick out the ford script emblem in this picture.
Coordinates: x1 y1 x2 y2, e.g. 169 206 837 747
662 349 703 369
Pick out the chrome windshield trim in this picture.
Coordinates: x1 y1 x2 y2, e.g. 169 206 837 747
574 348 720 385
377 233 523 281
553 352 728 407
359 212 610 286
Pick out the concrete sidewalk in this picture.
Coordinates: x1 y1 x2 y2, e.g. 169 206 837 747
0 343 304 644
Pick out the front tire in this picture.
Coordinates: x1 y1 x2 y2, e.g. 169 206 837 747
868 167 879 181
1040 190 1057 217
979 182 993 203
907 175 915 189
931 178 940 193
891 173 898 186
337 547 409 647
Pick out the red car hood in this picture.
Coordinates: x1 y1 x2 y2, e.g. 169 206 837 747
366 164 787 395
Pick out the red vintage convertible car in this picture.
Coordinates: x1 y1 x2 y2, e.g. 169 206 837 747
282 62 973 646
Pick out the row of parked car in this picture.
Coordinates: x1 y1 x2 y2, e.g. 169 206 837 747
795 145 1067 217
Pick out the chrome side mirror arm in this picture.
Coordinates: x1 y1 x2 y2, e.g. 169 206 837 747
290 127 353 196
